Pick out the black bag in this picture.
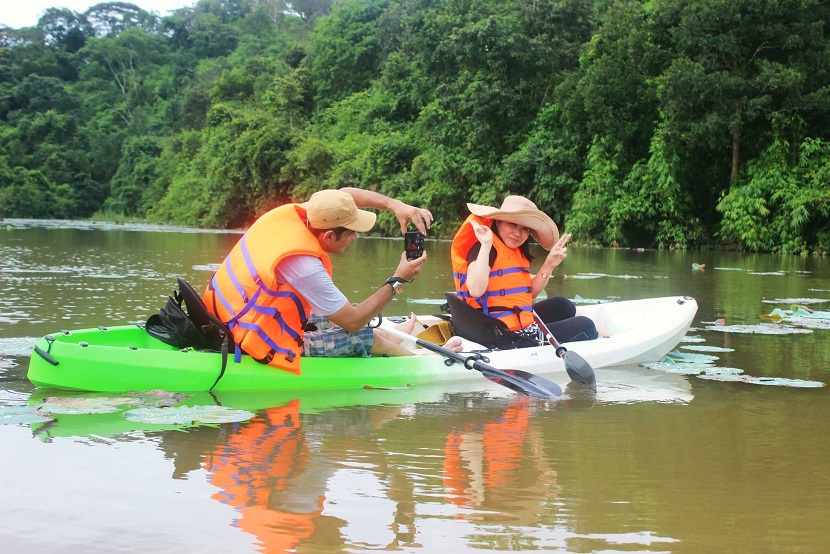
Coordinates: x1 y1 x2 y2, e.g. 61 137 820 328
146 278 232 389
443 292 538 350
146 278 229 352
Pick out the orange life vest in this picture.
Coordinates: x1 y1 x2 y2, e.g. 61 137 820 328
204 204 333 374
451 214 533 330
205 401 322 552
443 403 531 506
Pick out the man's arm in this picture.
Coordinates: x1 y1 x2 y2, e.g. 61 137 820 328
341 187 433 235
326 251 426 332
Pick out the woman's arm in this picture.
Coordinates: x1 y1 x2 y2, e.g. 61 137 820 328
531 233 571 298
465 220 493 298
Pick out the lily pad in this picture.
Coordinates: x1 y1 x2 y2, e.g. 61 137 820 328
761 297 830 305
705 324 813 335
406 297 447 305
572 294 615 305
1 406 54 425
573 272 642 280
37 397 143 415
680 345 735 353
665 351 720 364
123 405 255 425
696 374 825 388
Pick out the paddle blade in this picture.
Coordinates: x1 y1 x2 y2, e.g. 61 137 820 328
479 367 563 398
563 350 597 391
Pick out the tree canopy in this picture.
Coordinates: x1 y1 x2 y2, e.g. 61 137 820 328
2 0 830 253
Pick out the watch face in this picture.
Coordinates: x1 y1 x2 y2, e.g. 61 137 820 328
393 282 404 294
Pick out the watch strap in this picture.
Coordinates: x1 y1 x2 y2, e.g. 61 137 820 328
384 277 407 294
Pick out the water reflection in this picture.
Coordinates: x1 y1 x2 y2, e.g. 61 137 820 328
141 394 596 552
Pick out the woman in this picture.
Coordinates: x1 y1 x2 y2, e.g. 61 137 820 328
451 195 598 344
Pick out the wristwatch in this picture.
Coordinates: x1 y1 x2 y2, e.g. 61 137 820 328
384 277 407 295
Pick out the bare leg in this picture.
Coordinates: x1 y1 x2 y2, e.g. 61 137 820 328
371 330 414 356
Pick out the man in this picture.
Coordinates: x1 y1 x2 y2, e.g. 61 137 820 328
204 187 448 374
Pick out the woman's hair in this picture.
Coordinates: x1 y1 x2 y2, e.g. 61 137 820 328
491 221 534 261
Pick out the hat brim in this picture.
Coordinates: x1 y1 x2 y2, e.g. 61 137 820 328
467 203 559 250
300 202 377 232
343 209 377 233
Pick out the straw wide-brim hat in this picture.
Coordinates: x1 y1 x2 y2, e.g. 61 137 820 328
467 195 559 250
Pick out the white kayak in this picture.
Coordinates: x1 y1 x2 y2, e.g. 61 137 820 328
387 295 699 379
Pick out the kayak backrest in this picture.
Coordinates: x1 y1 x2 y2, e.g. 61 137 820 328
175 277 230 351
145 278 230 353
444 293 538 350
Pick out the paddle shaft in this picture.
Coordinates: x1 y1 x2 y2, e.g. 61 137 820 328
380 325 562 398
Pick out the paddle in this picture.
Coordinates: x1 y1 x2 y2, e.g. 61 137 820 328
532 310 597 391
380 326 563 398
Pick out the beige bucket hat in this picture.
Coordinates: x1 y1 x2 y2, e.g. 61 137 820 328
466 195 559 249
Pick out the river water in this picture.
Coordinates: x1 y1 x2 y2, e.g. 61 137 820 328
1 220 829 553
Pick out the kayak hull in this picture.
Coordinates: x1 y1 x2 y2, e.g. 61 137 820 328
27 296 698 393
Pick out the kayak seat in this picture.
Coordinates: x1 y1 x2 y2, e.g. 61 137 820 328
175 277 231 353
443 293 538 350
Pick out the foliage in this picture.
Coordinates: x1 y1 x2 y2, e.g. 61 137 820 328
1 0 830 253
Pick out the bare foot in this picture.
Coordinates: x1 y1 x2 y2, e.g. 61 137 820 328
395 313 419 335
386 313 423 345
444 337 463 353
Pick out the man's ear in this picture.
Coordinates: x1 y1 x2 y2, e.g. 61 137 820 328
319 229 338 246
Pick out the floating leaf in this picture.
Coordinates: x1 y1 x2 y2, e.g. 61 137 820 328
406 297 447 305
761 298 830 305
1 406 54 425
692 263 706 270
37 397 142 415
665 351 720 364
696 374 825 388
705 324 813 335
572 294 614 305
681 345 735 353
123 405 255 425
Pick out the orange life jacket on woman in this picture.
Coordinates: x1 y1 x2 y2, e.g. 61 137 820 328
204 204 333 374
451 214 533 331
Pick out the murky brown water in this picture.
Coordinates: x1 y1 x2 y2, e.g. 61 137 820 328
2 220 829 553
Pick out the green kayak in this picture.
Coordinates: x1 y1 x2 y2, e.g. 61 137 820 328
27 296 698 393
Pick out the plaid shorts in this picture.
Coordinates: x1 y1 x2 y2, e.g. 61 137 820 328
302 315 374 358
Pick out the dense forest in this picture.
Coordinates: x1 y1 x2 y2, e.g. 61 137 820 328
2 0 830 253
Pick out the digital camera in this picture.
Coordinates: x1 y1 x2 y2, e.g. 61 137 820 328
404 231 425 260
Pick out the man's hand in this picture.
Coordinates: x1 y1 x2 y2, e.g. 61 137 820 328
393 203 433 235
392 251 426 283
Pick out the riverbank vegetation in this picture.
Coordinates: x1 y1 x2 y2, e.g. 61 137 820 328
2 0 829 253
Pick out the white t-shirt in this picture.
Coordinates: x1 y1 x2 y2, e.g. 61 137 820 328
274 255 348 317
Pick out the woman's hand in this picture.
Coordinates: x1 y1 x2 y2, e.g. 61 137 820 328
543 233 571 270
469 219 493 247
